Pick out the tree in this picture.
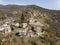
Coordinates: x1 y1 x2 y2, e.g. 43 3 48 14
21 14 25 23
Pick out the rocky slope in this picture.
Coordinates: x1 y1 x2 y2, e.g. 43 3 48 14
0 5 60 45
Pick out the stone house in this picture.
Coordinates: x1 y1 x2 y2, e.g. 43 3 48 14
26 20 44 37
34 25 43 35
27 25 43 37
4 25 11 33
16 28 28 37
0 22 11 33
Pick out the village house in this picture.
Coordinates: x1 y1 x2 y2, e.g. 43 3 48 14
33 25 43 35
16 28 28 37
27 25 43 37
0 21 12 33
15 23 29 37
28 20 44 36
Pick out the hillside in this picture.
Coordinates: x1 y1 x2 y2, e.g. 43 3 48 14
0 5 60 45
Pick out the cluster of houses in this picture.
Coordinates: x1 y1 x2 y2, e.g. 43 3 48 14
0 17 44 37
15 18 44 37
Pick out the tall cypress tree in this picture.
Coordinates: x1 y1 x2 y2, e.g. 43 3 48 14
21 14 25 23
